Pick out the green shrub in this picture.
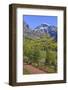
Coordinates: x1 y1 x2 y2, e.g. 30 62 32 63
46 50 57 66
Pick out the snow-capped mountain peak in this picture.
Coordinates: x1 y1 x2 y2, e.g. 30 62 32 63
23 21 57 41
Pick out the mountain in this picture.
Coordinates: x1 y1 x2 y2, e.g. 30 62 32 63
23 21 57 41
23 21 40 39
48 26 57 41
23 21 31 36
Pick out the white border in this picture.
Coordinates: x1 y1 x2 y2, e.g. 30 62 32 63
16 8 64 82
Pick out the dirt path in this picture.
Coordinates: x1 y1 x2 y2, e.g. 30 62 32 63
24 64 45 74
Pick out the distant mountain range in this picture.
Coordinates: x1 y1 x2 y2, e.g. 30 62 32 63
23 21 57 41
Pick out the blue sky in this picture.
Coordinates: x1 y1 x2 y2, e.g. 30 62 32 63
23 15 57 29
